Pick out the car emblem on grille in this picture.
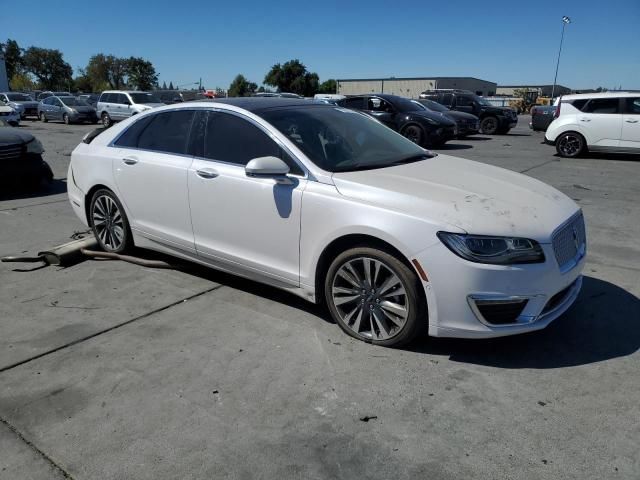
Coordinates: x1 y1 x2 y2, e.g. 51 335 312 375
572 226 579 250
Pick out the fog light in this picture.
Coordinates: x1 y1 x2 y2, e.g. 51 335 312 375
472 298 528 325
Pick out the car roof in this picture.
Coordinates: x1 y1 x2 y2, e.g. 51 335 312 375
102 90 152 94
206 97 323 112
561 91 638 100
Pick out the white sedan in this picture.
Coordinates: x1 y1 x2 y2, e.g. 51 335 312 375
68 99 585 346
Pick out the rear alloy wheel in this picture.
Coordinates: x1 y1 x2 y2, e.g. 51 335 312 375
402 125 424 146
89 189 132 253
40 112 48 122
63 113 70 125
324 247 425 347
480 116 498 135
101 112 112 128
556 132 585 158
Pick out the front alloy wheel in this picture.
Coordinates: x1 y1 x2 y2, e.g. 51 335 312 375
90 190 131 253
402 125 424 146
325 247 425 347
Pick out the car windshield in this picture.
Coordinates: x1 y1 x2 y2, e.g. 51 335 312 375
415 99 448 112
261 106 434 172
475 96 491 106
7 93 33 101
60 97 87 106
129 93 162 104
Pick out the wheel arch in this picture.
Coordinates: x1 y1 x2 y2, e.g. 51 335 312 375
314 233 423 305
84 183 112 224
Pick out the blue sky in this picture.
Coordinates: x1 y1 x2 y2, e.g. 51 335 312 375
3 0 639 90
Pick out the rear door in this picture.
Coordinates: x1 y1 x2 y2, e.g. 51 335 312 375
112 109 196 251
621 97 640 150
51 98 64 120
453 95 474 114
579 97 622 147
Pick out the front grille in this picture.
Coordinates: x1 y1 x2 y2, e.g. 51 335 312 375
475 299 528 325
552 213 586 270
0 144 23 161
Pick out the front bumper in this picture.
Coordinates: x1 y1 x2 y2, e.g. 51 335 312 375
429 125 457 144
414 240 585 338
70 112 98 122
0 112 20 125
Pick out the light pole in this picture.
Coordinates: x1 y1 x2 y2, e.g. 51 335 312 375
551 15 571 100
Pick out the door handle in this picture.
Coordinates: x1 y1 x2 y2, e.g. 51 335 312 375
196 168 219 179
579 118 591 122
122 157 138 165
625 119 639 123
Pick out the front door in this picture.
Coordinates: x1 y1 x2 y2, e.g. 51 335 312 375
188 110 306 285
579 97 622 148
364 96 396 128
112 109 196 251
621 97 640 150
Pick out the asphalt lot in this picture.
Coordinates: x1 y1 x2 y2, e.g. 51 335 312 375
1 116 639 480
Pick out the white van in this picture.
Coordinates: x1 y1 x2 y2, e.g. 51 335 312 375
96 91 165 127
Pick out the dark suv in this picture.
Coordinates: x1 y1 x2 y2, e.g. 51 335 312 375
419 90 517 135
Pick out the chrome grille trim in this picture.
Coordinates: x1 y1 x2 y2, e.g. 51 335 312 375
552 212 586 272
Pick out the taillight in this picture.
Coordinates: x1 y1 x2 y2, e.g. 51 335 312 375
554 96 562 118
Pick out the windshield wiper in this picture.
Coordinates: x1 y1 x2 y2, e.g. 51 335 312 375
389 153 434 166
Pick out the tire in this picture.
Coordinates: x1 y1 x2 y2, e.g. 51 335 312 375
40 112 48 122
63 113 70 125
555 132 586 158
401 124 424 146
480 116 499 135
89 189 133 253
101 112 112 128
324 247 426 347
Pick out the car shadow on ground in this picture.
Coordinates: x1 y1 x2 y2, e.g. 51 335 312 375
0 178 67 201
411 276 640 368
461 136 492 141
434 144 473 151
552 152 640 162
78 249 640 368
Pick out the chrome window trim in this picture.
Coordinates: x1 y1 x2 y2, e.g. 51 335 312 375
108 106 311 181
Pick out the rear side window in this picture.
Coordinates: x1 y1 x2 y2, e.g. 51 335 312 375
623 98 640 114
135 110 195 154
100 93 111 103
341 97 365 109
455 96 473 107
203 111 302 175
568 99 588 110
583 98 620 114
440 94 454 106
114 115 154 148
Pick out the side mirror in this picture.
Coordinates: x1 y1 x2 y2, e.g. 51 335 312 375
245 156 290 177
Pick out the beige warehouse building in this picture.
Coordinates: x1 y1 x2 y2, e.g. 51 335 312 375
337 76 497 98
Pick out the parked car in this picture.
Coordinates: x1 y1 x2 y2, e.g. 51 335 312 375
530 105 556 131
545 92 640 157
96 90 165 127
37 91 72 101
414 99 480 137
337 93 457 147
0 104 20 126
77 93 100 107
38 96 98 124
254 92 303 99
0 120 53 189
0 92 40 119
68 98 585 346
314 94 346 102
419 89 518 135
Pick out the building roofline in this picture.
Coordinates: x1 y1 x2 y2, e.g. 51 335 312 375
337 76 496 83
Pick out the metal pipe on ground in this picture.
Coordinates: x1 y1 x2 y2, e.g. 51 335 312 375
1 237 98 267
80 249 173 269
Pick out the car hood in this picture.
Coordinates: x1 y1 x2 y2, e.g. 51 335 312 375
0 127 34 144
73 105 96 113
408 110 456 126
332 154 579 241
443 110 478 122
11 100 39 108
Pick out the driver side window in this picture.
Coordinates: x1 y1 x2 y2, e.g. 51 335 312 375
367 97 393 113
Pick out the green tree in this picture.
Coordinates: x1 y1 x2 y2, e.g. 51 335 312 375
85 54 128 90
169 81 174 90
228 74 257 97
318 79 337 94
1 39 23 80
127 57 158 91
22 47 73 90
162 81 167 89
264 59 319 96
9 72 35 91
73 68 93 92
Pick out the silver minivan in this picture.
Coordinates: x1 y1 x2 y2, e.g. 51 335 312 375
96 91 164 127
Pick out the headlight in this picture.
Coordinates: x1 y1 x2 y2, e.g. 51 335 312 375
25 138 45 155
437 232 545 264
